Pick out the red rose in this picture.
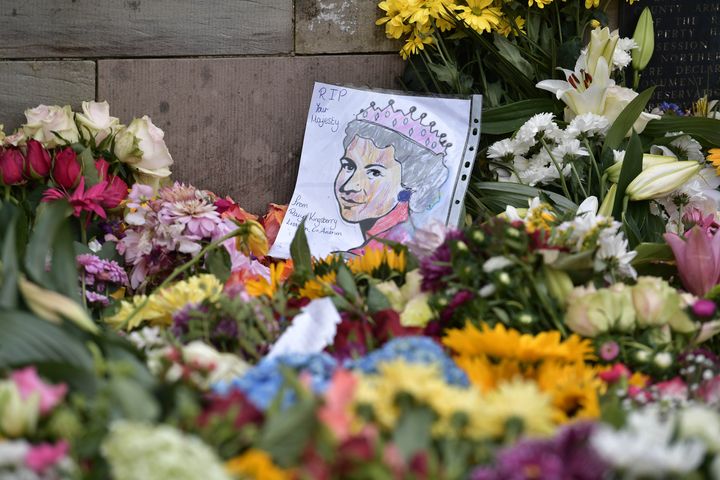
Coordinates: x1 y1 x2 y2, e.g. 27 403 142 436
25 140 51 179
0 148 26 185
101 174 128 209
52 147 81 189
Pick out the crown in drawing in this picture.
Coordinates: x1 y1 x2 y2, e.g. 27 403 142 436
356 100 451 156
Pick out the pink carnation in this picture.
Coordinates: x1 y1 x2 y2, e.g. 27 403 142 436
10 367 67 414
25 441 69 474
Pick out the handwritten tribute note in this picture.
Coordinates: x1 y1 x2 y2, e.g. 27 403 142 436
269 83 480 258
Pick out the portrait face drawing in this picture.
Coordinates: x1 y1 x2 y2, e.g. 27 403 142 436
334 136 403 223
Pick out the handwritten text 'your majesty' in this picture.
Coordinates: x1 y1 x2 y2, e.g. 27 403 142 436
310 87 347 133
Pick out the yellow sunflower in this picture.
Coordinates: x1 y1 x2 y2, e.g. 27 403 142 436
298 271 337 299
245 262 287 298
536 360 601 423
347 246 406 276
443 322 595 364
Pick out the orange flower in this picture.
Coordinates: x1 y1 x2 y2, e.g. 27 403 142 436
708 148 720 175
261 203 288 247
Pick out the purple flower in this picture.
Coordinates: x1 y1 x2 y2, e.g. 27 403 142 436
664 226 720 296
420 230 463 292
76 254 128 305
471 422 607 480
440 290 474 322
213 318 239 339
599 341 620 361
692 299 717 318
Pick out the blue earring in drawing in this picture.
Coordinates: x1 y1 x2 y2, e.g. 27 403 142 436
397 189 412 202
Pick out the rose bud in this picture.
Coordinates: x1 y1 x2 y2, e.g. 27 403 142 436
0 148 26 185
101 174 128 209
95 158 110 181
52 147 81 189
25 139 51 179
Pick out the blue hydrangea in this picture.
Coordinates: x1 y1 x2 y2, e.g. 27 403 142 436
345 336 468 387
213 353 337 410
658 102 685 116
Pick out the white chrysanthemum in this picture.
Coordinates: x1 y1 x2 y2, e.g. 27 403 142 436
679 405 720 453
613 37 638 69
567 113 610 139
515 113 561 150
552 138 589 161
555 196 621 251
650 132 704 161
591 407 706 478
102 421 231 480
126 326 166 352
487 138 518 161
655 166 720 234
516 150 570 186
482 256 513 273
594 229 637 280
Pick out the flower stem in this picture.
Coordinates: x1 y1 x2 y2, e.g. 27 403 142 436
541 138 573 202
119 229 240 330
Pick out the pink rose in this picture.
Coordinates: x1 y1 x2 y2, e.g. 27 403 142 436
10 367 67 414
25 441 69 474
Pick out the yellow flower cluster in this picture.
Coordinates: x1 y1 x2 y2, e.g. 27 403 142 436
225 449 291 480
245 261 289 298
443 323 601 423
105 274 223 330
354 360 555 439
377 0 637 58
708 148 720 176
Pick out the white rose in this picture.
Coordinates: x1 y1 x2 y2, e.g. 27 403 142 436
113 126 142 164
76 100 119 143
22 105 79 148
123 116 173 173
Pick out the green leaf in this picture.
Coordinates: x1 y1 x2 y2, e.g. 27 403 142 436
612 130 643 218
392 405 435 461
290 218 312 277
0 310 94 371
642 117 720 148
25 202 72 288
78 148 100 186
603 87 655 152
482 99 559 135
0 209 20 308
493 33 534 78
205 248 231 283
108 377 160 422
366 284 392 313
473 182 577 214
632 242 674 266
336 265 359 301
50 221 81 302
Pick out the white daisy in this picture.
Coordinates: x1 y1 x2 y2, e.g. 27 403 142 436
650 132 704 161
487 138 518 161
514 113 561 150
594 229 637 280
552 138 589 162
516 150 570 186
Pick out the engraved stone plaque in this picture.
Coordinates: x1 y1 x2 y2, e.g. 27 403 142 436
620 0 720 109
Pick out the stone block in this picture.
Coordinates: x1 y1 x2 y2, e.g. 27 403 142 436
0 61 96 131
98 55 404 213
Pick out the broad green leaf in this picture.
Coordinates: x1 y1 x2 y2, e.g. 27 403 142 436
473 182 577 214
392 405 435 461
0 310 93 371
78 148 100 186
612 130 643 218
109 377 160 422
289 218 312 277
632 242 674 266
366 284 392 313
482 100 558 135
50 221 81 302
0 209 20 308
603 87 655 152
336 265 359 301
25 202 72 288
643 117 720 148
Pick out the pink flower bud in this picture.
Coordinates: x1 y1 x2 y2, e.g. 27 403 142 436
52 147 81 189
0 148 26 185
101 174 128 209
25 140 51 179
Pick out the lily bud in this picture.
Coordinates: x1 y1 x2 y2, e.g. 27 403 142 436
605 154 677 183
543 266 574 303
586 27 619 78
632 8 655 72
598 184 617 218
626 161 701 200
18 276 98 334
0 381 40 437
25 139 51 179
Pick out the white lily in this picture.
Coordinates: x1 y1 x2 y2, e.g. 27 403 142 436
626 161 702 200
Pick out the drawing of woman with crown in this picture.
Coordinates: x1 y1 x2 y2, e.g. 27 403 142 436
334 100 450 255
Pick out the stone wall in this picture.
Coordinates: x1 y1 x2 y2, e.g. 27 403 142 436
0 0 618 212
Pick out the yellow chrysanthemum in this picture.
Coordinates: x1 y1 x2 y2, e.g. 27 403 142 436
708 148 720 176
481 378 556 437
377 0 413 39
400 27 434 59
298 271 337 299
443 322 595 364
584 0 600 8
245 262 287 298
105 274 223 330
225 449 291 480
347 247 406 276
528 0 553 8
455 0 502 34
495 15 526 36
